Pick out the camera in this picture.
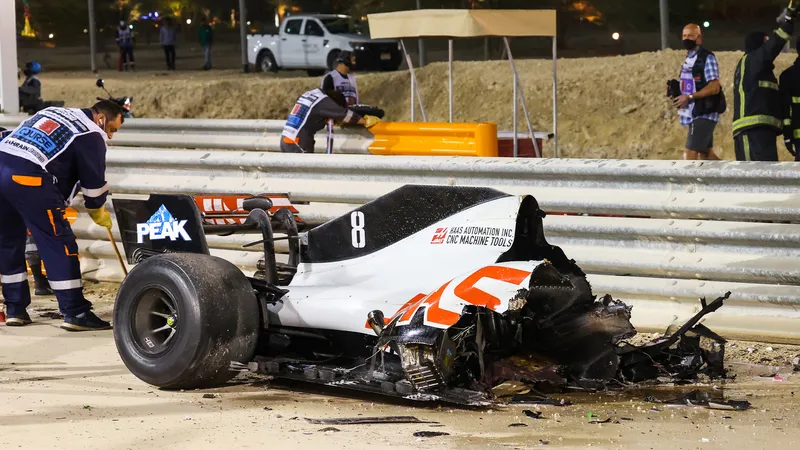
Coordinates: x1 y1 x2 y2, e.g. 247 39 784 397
666 79 681 99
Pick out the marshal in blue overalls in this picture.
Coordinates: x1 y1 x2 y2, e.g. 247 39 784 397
0 104 123 330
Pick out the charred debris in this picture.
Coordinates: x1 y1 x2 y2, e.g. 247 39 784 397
367 261 731 404
251 261 733 407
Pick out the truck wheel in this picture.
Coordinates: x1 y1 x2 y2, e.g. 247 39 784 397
256 50 278 73
113 253 260 389
307 69 325 77
327 50 341 71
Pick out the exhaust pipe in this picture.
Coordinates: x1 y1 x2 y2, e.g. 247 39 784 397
367 310 386 336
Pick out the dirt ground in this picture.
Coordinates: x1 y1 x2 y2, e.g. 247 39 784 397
24 49 799 161
2 282 799 450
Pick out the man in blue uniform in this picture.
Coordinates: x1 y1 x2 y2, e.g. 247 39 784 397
0 101 125 330
0 127 53 297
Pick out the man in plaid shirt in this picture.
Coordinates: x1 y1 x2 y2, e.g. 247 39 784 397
673 24 724 161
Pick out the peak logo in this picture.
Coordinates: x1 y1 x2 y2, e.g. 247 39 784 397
136 205 191 244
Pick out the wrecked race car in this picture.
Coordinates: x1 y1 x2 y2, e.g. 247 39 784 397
111 185 729 405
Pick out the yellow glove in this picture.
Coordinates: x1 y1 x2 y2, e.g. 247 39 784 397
87 207 113 229
363 115 382 129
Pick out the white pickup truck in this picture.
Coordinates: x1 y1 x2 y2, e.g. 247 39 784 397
247 14 402 76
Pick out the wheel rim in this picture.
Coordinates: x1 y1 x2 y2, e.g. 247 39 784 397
132 288 179 356
261 57 272 72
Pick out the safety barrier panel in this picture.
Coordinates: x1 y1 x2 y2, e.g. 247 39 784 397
368 122 498 157
53 150 800 344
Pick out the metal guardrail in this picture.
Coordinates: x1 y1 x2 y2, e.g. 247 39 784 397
60 148 800 344
0 116 552 154
2 115 798 343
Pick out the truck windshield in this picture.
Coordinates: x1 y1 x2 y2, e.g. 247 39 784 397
320 18 368 36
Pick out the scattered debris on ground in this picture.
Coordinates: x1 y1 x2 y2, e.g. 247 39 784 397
305 416 434 425
646 390 751 411
413 431 450 438
33 308 63 320
522 410 543 419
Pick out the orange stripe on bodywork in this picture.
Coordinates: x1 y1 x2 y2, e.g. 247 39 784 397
11 175 42 187
420 282 461 326
388 265 533 329
453 266 531 311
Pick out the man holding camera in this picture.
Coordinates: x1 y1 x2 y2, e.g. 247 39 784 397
732 7 797 161
672 23 724 161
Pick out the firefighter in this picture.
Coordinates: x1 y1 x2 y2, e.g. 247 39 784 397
779 36 800 161
321 51 359 106
733 7 798 161
0 101 125 330
280 89 380 154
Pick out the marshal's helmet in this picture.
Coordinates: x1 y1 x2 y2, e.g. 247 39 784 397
337 50 355 69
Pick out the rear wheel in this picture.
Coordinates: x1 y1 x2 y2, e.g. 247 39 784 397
113 253 260 389
307 69 325 77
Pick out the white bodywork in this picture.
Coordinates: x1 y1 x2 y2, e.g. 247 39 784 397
268 195 541 335
247 14 399 70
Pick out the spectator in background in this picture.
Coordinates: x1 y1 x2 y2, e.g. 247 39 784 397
672 23 724 161
116 20 135 71
18 61 42 112
160 17 177 70
198 17 214 70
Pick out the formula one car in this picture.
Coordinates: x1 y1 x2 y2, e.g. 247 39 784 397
112 186 728 405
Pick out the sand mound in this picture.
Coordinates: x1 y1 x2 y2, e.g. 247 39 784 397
36 50 800 160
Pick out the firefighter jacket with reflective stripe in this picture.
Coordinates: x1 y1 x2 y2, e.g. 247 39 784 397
733 22 794 137
779 59 800 140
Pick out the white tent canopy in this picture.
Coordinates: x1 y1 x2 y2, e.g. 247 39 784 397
367 9 559 157
367 9 557 38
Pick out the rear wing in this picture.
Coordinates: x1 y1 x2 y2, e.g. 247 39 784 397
113 193 303 265
114 194 209 264
194 194 303 226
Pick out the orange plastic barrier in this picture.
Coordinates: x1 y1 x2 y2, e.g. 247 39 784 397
368 122 498 157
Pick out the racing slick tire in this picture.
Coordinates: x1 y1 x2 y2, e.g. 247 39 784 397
113 253 260 389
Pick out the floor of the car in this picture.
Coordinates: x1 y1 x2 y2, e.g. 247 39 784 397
245 356 491 406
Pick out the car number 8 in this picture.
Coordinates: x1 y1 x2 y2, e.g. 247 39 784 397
351 211 366 248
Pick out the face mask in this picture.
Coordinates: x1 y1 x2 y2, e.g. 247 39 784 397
683 39 697 50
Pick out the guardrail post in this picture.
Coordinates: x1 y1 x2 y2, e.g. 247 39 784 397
239 0 249 73
0 0 19 114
